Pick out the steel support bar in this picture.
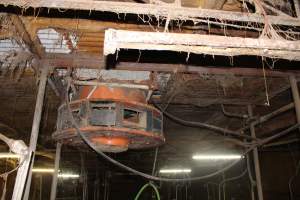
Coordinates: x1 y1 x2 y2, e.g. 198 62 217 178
240 103 295 131
50 142 62 200
289 75 300 129
248 105 264 200
12 67 48 200
104 29 300 60
11 154 29 199
2 0 300 27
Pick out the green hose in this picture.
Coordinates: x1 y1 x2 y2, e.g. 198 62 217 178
134 183 160 200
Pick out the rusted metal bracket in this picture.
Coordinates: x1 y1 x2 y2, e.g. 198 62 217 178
104 29 300 60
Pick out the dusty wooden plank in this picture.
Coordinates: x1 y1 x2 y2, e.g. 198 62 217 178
104 29 300 60
1 0 300 27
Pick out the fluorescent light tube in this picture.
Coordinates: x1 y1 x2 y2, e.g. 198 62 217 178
58 174 80 179
159 169 191 174
0 153 21 159
192 154 242 160
32 168 55 173
32 168 79 178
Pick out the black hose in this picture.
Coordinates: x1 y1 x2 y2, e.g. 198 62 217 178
155 104 258 141
65 85 243 182
65 82 300 182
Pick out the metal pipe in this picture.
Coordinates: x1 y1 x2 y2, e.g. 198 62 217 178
50 142 62 200
221 104 248 119
263 138 300 147
240 103 294 131
73 80 149 90
289 75 300 127
248 105 264 200
16 67 48 200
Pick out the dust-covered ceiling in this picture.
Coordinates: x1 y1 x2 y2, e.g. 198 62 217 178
0 0 300 199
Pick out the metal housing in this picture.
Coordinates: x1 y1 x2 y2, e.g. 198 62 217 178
53 85 165 152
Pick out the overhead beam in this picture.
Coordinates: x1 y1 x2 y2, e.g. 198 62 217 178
104 29 300 60
19 16 260 38
1 0 300 27
43 53 105 68
9 15 45 58
20 16 152 33
116 62 300 77
42 54 300 77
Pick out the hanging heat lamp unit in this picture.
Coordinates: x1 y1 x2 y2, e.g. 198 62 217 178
53 84 165 153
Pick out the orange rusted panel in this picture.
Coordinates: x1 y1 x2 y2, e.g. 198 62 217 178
79 86 147 104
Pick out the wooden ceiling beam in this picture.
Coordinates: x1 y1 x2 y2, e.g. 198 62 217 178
9 15 45 58
21 16 152 33
104 29 300 61
1 0 300 27
43 53 105 69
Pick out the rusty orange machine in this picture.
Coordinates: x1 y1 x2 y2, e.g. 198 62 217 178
53 84 165 152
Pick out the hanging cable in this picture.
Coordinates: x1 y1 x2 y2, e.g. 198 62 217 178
154 104 258 141
65 80 300 182
65 82 246 181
